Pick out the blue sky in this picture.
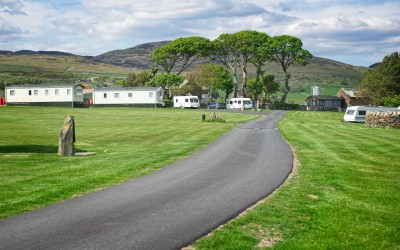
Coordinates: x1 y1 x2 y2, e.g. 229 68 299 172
0 0 399 66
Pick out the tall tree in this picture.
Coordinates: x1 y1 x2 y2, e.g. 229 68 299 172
270 35 312 103
152 36 211 75
211 33 240 97
211 31 270 98
358 52 400 105
231 30 269 97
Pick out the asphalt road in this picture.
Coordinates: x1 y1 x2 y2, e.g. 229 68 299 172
0 110 293 250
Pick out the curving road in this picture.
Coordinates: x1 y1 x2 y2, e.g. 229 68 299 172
0 110 293 250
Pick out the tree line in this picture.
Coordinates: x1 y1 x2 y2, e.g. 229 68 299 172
121 30 313 103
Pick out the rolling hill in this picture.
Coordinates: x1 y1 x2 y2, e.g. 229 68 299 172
0 41 370 102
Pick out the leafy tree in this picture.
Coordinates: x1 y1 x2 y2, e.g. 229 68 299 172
124 72 136 86
230 30 269 97
358 52 400 105
270 35 312 103
211 30 271 98
147 73 183 89
189 63 234 102
152 36 211 75
147 73 184 99
170 81 203 98
263 75 280 101
247 74 280 105
211 33 241 97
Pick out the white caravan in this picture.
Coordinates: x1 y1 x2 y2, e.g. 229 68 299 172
343 106 399 122
226 98 253 110
173 96 200 108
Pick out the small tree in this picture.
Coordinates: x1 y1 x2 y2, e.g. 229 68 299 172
190 64 234 102
147 73 184 100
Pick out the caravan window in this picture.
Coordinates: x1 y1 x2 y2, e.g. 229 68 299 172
103 93 107 98
67 89 71 95
185 98 189 102
128 93 133 98
114 93 120 98
28 90 32 95
55 89 59 96
346 110 355 115
45 89 49 96
359 111 366 116
149 92 154 98
190 98 198 103
10 90 15 96
238 100 242 104
243 100 251 104
34 90 38 96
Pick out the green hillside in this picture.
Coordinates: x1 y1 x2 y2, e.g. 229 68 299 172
0 54 132 89
0 42 369 104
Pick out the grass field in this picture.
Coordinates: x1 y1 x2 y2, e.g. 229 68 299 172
0 107 259 219
193 111 400 249
2 108 399 249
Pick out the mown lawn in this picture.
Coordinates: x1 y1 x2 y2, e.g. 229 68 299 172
0 106 259 219
193 111 400 249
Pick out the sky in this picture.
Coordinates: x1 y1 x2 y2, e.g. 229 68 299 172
0 0 399 66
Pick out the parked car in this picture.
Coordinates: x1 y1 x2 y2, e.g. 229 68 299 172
207 102 226 109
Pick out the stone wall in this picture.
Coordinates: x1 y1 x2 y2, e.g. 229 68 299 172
365 111 400 128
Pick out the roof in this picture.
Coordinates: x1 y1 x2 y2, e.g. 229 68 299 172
93 87 163 92
305 95 341 101
341 88 357 98
6 84 83 89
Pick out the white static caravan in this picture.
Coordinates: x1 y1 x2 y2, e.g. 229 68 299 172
92 87 165 107
226 98 253 110
343 106 400 122
173 96 200 108
5 84 84 107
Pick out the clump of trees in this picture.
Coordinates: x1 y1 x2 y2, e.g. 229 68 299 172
122 30 312 104
358 52 400 106
151 31 312 103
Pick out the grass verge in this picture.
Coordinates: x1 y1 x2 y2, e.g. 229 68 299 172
0 106 259 219
192 111 400 249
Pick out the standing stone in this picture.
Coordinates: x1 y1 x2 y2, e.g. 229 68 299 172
58 115 75 156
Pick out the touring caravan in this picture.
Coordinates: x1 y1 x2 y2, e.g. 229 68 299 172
343 106 399 122
173 96 200 108
226 98 253 110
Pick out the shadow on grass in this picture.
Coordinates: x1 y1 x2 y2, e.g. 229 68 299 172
0 145 87 154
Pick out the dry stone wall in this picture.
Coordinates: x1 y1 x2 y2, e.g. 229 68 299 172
365 111 400 128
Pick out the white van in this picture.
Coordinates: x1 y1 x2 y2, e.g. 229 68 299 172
343 106 399 122
173 96 200 108
226 98 253 110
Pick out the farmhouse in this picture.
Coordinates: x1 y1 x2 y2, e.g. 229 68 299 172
5 84 84 107
336 88 371 109
92 87 165 107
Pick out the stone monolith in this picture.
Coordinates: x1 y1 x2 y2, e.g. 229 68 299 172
58 115 75 156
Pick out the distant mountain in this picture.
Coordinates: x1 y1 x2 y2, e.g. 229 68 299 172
369 62 380 68
92 41 170 69
0 50 76 56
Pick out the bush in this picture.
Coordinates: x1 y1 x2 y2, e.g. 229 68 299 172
270 102 300 110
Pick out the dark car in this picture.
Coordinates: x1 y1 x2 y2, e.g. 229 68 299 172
207 102 226 109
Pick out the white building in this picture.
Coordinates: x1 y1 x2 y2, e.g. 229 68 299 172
5 84 84 107
92 87 165 107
